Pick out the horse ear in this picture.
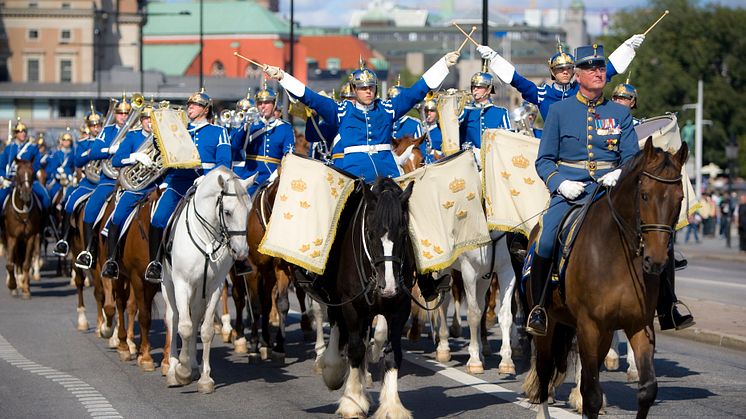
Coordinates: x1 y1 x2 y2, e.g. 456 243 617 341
414 134 426 147
392 137 401 148
240 173 258 192
643 136 656 159
400 181 414 204
217 174 227 191
674 142 689 167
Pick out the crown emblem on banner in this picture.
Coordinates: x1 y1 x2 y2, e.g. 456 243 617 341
510 188 521 196
291 179 307 192
523 177 535 185
449 178 466 193
512 154 529 169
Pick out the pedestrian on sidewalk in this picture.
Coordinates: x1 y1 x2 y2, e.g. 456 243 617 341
738 194 746 252
686 211 702 244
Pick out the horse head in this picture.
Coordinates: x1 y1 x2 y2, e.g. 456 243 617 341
621 138 687 275
198 167 257 261
12 158 35 204
362 177 414 298
392 134 425 173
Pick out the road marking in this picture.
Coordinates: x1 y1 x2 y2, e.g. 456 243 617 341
678 276 746 289
0 333 122 419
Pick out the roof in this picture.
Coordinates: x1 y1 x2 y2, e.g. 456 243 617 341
143 44 201 76
144 0 289 37
298 35 379 70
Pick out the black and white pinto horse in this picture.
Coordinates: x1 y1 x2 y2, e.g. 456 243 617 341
316 177 417 418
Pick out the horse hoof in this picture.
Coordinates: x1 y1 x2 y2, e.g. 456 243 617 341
498 363 516 375
221 332 232 344
259 347 270 361
234 337 248 354
21 292 31 300
466 363 484 375
137 356 156 372
107 335 119 348
627 370 639 383
248 353 260 364
197 378 215 394
448 324 462 338
604 356 619 371
313 358 323 375
270 351 285 364
175 364 192 385
32 274 41 282
166 374 180 387
435 349 451 363
77 321 89 332
84 277 90 287
365 371 373 389
118 350 132 362
161 361 170 377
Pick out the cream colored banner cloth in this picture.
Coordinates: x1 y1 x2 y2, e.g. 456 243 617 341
395 149 491 273
259 154 356 275
482 129 548 237
634 114 700 229
437 90 470 156
152 108 201 168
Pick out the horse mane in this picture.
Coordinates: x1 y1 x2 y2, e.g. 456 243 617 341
202 166 249 203
618 143 679 189
369 177 404 237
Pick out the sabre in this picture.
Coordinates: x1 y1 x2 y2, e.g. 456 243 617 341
456 26 477 53
453 23 480 47
643 10 669 35
233 52 265 68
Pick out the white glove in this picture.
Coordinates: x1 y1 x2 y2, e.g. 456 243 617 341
558 180 586 200
624 34 645 50
108 143 119 155
56 167 65 174
131 152 154 167
263 65 284 80
477 45 498 61
1 178 11 188
444 51 460 67
193 175 205 186
598 169 621 187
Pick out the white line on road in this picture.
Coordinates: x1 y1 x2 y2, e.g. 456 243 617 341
678 276 746 289
0 333 122 419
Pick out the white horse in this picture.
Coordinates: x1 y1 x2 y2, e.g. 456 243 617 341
162 169 256 394
433 232 519 375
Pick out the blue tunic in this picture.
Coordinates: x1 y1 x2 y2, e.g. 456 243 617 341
534 92 639 258
108 129 156 227
458 101 511 149
295 78 431 182
422 123 443 164
45 147 74 201
242 117 294 194
305 114 338 161
83 124 121 224
64 137 97 214
0 139 50 210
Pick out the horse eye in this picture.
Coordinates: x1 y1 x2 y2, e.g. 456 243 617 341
224 210 232 216
641 192 649 201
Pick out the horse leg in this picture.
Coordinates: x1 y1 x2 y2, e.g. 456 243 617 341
112 280 130 360
626 336 639 382
374 307 412 419
219 279 233 343
231 273 248 354
21 237 34 298
605 330 621 371
75 268 89 331
449 271 463 338
136 283 159 372
577 322 612 419
336 313 370 418
485 274 499 328
628 327 657 418
174 281 195 385
271 262 291 363
125 285 138 359
295 284 314 340
435 292 452 363
368 314 387 363
311 299 327 374
162 275 182 386
197 282 223 394
463 263 490 374
321 321 348 390
496 245 517 375
31 234 42 282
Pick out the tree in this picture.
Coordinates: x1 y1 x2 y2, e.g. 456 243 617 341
599 0 746 175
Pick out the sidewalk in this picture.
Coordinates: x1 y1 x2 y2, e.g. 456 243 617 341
675 232 746 263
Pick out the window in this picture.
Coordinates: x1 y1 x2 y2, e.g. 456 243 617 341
60 59 72 83
28 29 39 40
27 58 40 82
210 60 225 76
408 32 417 42
326 58 340 71
58 100 76 117
60 29 71 42
29 1 37 7
61 2 71 9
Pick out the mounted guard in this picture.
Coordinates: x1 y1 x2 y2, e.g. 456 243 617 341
0 118 51 216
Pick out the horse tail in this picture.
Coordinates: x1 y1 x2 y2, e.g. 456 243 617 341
522 324 575 404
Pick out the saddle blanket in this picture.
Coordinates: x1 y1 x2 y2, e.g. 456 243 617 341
259 153 357 275
481 129 549 237
395 149 491 274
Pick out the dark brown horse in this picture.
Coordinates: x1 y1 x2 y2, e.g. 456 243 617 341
3 159 43 298
523 139 688 419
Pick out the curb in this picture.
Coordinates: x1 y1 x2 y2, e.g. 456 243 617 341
659 327 746 352
683 252 746 264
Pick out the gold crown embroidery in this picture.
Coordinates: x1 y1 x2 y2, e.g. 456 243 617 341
283 212 293 219
291 179 307 192
442 200 455 209
421 239 431 247
449 178 466 193
326 173 334 183
313 238 323 246
330 187 338 198
512 154 529 169
299 244 310 252
300 201 310 209
433 246 443 254
510 188 521 196
466 192 476 201
501 171 511 179
279 194 288 201
310 250 321 258
456 210 468 219
423 251 433 259
524 177 535 185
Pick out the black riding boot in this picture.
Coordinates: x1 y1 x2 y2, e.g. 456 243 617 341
419 273 452 303
101 224 121 280
144 227 164 283
53 212 71 256
75 222 95 269
657 253 695 331
526 255 553 337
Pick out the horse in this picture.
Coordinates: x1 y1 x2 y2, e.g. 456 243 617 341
2 159 43 299
162 168 255 393
522 139 688 419
392 134 425 173
314 177 416 418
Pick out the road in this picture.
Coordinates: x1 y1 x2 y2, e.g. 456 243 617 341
677 259 746 307
1 256 745 418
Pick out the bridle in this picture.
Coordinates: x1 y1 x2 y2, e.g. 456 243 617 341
11 170 34 218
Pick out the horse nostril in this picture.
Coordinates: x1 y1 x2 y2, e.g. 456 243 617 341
642 256 652 272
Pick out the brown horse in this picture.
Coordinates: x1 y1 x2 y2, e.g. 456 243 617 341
523 139 688 419
392 134 425 173
2 159 43 298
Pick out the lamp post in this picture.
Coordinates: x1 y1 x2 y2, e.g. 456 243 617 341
482 0 489 45
199 0 204 89
725 136 739 248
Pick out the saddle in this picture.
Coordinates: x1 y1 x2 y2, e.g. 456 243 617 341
163 185 197 259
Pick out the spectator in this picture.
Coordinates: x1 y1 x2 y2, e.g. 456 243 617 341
686 210 702 244
738 194 746 253
720 192 735 246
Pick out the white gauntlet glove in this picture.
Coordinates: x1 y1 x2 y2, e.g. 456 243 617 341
558 180 586 200
56 167 65 174
263 65 284 80
477 45 498 61
108 143 120 155
598 169 621 187
444 51 460 67
131 152 154 167
624 34 645 50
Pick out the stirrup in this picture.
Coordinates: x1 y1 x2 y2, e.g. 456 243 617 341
74 251 93 270
144 261 163 284
102 259 119 280
671 301 695 330
53 240 69 257
526 306 548 337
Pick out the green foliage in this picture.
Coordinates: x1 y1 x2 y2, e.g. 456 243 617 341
598 0 746 175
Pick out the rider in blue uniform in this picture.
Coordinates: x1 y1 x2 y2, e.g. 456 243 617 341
144 89 232 282
227 92 258 175
45 129 75 208
477 35 645 120
0 119 51 213
266 52 460 183
611 79 641 126
241 82 295 195
53 109 103 256
101 104 157 280
526 44 641 336
75 97 131 269
458 62 512 154
388 79 424 142
422 95 443 163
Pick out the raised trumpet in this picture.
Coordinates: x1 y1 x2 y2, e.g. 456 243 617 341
219 109 233 127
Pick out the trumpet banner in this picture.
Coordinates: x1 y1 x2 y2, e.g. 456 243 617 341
395 149 491 274
634 114 700 230
437 91 470 156
481 129 548 237
258 153 357 275
151 108 201 169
